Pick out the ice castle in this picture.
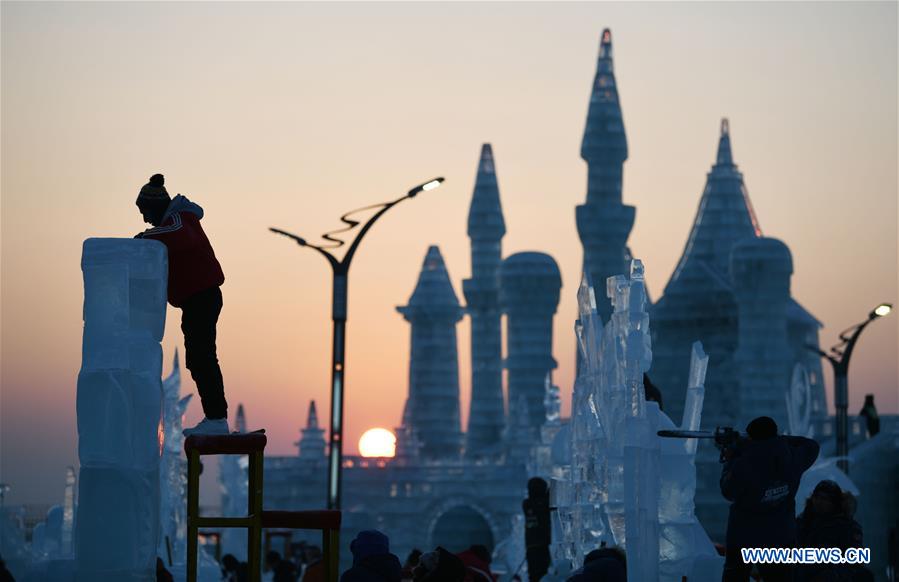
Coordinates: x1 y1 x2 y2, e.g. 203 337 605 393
257 25 833 565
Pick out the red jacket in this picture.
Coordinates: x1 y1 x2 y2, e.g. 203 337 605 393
137 195 225 307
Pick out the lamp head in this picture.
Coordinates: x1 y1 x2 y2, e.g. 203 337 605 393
407 177 445 198
871 303 892 318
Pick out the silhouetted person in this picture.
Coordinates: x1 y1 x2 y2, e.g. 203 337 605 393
643 373 663 411
859 394 880 438
221 553 249 582
0 555 14 582
341 530 402 582
796 481 870 582
303 545 325 582
720 416 819 582
156 557 174 582
412 547 465 582
266 550 298 582
565 547 626 582
523 477 552 582
402 549 423 582
456 545 496 582
135 173 228 436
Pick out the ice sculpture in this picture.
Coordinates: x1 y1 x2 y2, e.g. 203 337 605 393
159 350 192 567
552 260 722 582
75 238 167 582
62 466 76 557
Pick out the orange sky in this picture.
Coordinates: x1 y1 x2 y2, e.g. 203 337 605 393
2 2 896 506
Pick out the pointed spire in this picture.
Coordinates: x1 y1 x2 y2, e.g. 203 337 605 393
307 400 320 430
235 404 246 433
581 28 628 176
298 399 326 459
172 347 180 372
716 118 734 166
667 119 762 284
467 143 506 241
398 246 462 317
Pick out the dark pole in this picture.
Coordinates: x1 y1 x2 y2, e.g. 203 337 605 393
271 177 444 511
809 303 892 475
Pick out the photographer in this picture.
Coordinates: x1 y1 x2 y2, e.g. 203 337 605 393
719 416 819 582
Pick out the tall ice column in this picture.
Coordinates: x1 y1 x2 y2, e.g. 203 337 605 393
463 144 507 457
398 246 464 459
75 238 167 581
576 28 635 326
500 252 562 441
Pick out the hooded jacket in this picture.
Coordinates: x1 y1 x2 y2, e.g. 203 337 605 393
720 435 819 548
137 195 225 307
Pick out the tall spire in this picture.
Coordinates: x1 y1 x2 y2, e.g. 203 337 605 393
307 400 320 429
235 404 246 434
667 118 761 284
297 400 326 459
581 27 628 206
467 144 506 243
576 28 635 327
463 144 507 458
398 246 464 458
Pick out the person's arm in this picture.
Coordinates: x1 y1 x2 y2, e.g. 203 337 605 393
719 456 746 501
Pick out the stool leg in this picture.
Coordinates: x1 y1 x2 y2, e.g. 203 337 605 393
248 451 264 582
328 530 340 582
186 449 200 582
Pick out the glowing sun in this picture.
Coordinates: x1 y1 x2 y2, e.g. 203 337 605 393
359 428 396 458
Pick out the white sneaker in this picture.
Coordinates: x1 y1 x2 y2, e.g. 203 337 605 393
183 417 230 437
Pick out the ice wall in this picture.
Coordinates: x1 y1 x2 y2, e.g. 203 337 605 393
75 238 167 582
552 260 722 582
159 351 192 567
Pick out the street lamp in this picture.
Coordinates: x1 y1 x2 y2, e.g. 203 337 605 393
270 177 445 510
809 302 892 474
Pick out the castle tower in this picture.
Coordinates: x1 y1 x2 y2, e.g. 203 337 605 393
462 144 507 458
500 252 562 441
234 403 247 434
296 400 326 459
397 246 464 458
650 119 826 540
651 119 762 423
731 238 794 430
576 28 635 325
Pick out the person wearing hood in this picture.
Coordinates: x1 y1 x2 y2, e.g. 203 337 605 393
796 481 870 582
412 547 465 582
135 174 228 436
456 545 496 582
340 530 402 582
720 416 819 582
565 547 626 582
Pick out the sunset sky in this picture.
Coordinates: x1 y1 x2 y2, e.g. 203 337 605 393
2 1 896 506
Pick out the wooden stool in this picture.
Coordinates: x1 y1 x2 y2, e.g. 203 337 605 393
261 510 342 582
184 431 267 582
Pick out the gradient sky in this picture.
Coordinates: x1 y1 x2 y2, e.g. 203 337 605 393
2 1 896 507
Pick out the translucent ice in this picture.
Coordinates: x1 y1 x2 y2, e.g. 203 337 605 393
75 238 167 581
159 351 192 566
552 260 722 582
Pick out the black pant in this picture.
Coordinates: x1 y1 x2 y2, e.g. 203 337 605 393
181 286 228 420
724 545 794 582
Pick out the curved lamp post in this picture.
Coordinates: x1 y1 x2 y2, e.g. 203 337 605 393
271 177 444 510
810 302 892 474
